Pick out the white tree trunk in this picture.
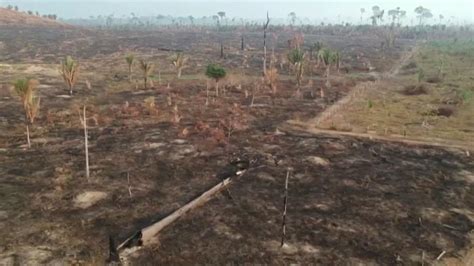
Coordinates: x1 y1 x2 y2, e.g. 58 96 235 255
26 124 31 148
118 170 247 250
83 105 90 180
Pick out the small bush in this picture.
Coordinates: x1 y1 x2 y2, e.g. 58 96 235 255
426 76 442 83
402 61 417 70
435 106 455 117
401 84 427 95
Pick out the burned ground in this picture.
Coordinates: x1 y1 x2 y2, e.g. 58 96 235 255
0 25 472 265
141 136 474 265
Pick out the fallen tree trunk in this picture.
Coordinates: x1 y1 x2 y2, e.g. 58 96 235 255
117 172 244 251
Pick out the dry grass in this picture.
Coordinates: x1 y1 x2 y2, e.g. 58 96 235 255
0 8 70 28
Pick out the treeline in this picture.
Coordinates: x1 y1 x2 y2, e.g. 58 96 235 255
4 4 57 20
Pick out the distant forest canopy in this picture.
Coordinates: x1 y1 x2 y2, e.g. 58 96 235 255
1 3 472 28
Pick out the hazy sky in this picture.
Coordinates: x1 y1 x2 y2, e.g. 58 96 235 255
1 0 473 23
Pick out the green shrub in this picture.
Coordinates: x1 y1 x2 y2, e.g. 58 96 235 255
205 64 226 81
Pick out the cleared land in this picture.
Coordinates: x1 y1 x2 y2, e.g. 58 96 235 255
0 18 472 265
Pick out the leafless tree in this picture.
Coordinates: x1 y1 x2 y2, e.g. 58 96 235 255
263 12 270 76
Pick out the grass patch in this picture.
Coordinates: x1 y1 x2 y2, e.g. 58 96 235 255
316 40 474 146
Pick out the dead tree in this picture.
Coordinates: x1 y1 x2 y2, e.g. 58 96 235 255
205 80 210 106
79 105 90 180
220 42 224 58
281 169 290 247
127 172 132 198
263 12 270 76
241 35 244 51
117 169 248 251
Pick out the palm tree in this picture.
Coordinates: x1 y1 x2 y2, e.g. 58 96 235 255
14 78 41 148
317 49 338 98
125 54 135 82
171 53 188 78
218 11 226 19
217 11 226 27
310 42 323 60
370 6 384 26
60 56 79 95
288 48 305 89
399 10 407 26
288 12 297 26
414 6 433 26
139 59 154 89
388 7 400 25
317 48 337 78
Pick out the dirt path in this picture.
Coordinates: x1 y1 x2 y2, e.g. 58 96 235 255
385 45 419 78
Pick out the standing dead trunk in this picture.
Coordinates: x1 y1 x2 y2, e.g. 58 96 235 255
263 12 270 76
220 42 224 58
206 80 210 106
325 63 331 96
127 172 132 198
177 68 182 79
26 124 31 148
215 80 219 97
81 105 90 180
69 84 72 96
281 169 290 247
241 35 244 51
144 76 147 89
